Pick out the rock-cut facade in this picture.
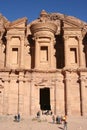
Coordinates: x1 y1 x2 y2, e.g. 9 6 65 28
0 10 87 118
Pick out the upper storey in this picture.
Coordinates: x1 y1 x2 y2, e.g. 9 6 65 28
0 10 87 70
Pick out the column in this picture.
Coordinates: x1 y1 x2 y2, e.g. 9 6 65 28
29 72 36 115
54 80 56 115
35 38 40 69
6 36 11 67
30 76 40 115
56 78 65 116
37 87 40 110
80 74 86 116
64 71 71 115
50 38 56 69
50 87 55 114
3 77 10 114
20 37 24 68
64 36 69 68
18 72 24 115
78 36 85 67
30 80 35 115
0 31 4 67
23 74 31 117
0 82 3 114
0 39 2 67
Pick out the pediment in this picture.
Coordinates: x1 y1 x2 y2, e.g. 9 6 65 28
63 21 81 29
50 13 87 29
63 17 85 29
9 17 27 28
0 13 9 29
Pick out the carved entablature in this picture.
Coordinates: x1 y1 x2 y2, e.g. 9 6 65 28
64 31 82 37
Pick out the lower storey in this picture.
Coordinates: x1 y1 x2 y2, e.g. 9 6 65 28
0 69 87 118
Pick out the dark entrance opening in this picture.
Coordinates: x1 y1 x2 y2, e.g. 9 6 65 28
40 88 51 110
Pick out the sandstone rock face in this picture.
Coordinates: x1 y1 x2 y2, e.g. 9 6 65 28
0 10 87 118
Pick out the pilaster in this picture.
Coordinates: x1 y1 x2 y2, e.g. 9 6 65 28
6 36 11 67
55 75 65 116
3 77 10 114
20 37 24 68
50 38 56 69
34 38 39 69
50 87 55 114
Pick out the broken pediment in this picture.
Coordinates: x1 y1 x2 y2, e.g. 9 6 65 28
49 12 87 29
0 13 9 26
0 13 9 37
63 21 81 29
29 10 87 35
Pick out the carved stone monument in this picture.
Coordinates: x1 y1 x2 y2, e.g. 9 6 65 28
0 10 87 118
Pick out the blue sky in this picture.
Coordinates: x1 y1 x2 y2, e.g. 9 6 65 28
0 0 87 23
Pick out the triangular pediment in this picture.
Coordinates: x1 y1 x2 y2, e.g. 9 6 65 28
63 20 81 29
9 17 27 28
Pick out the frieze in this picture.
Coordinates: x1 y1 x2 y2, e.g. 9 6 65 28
64 32 82 36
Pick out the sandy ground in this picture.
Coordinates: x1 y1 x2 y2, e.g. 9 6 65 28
0 115 87 130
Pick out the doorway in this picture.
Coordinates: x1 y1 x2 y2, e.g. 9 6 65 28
40 87 51 110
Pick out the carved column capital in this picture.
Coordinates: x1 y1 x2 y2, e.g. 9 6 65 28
51 37 56 45
5 36 11 41
63 35 69 41
3 78 10 82
64 77 71 82
77 35 83 41
79 77 86 83
20 36 24 41
32 36 39 42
